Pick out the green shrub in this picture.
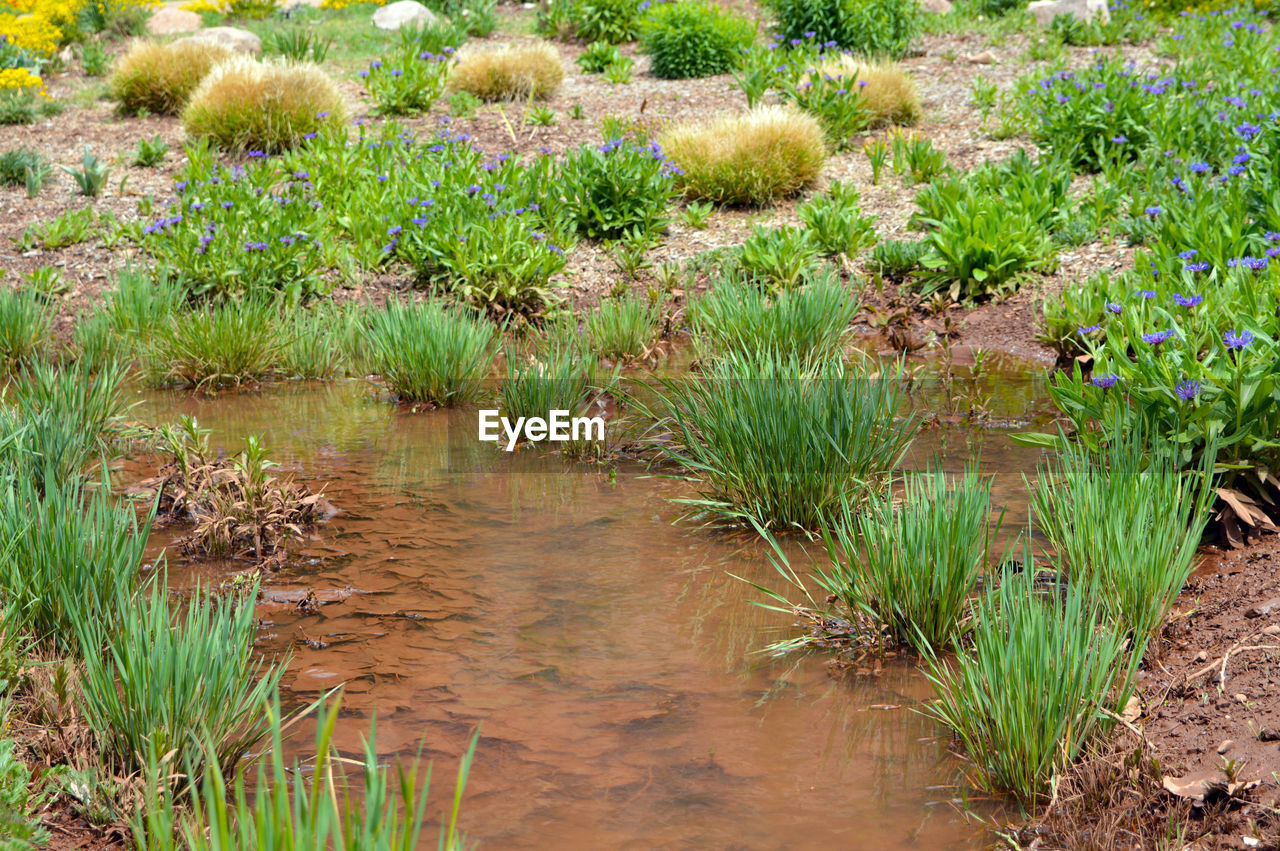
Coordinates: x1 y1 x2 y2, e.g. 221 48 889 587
0 736 49 848
639 1 755 79
448 40 565 101
564 0 644 43
362 50 450 116
367 300 497 406
924 558 1135 805
585 292 660 360
688 271 857 363
821 467 999 653
649 349 917 528
769 0 919 58
77 580 285 789
143 299 285 391
561 136 679 241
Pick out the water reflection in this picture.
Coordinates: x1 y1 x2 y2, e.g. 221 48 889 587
130 370 1048 849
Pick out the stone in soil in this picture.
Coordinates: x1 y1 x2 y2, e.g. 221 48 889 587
147 6 201 35
173 26 263 55
1027 0 1110 26
372 0 441 30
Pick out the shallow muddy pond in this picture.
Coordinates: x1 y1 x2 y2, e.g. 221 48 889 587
131 366 1050 849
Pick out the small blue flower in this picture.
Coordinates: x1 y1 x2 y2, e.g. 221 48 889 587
1142 329 1175 345
1225 329 1255 350
1175 379 1201 401
1172 292 1203 308
1092 373 1120 389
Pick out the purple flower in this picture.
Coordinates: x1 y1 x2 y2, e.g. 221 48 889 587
1140 289 1157 299
1142 329 1175 345
1145 205 1162 217
1078 323 1102 335
1178 249 1197 260
1175 379 1201 401
1112 135 1128 143
1092 373 1120 389
1189 162 1212 173
1225 329 1255 350
1184 261 1210 272
248 150 266 158
1172 292 1203 308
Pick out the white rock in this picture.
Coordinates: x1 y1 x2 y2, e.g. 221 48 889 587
147 6 202 35
919 0 953 13
372 0 440 30
1027 0 1109 26
173 26 263 55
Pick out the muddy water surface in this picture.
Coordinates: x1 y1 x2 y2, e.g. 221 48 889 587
133 372 1049 849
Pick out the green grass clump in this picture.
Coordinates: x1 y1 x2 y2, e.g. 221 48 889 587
585 293 660 361
182 56 347 153
0 288 52 369
77 580 285 787
110 40 235 115
144 299 284 391
0 476 148 651
822 467 999 653
651 349 917 528
135 694 477 850
924 557 1136 805
501 342 598 423
281 302 350 380
367 300 497 406
661 106 827 206
1031 431 1214 645
688 272 857 363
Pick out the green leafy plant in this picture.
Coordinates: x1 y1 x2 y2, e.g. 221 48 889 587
265 27 333 62
601 55 633 83
768 0 919 58
864 137 890 184
639 0 755 79
362 51 450 116
798 180 877 256
561 136 678 241
739 225 821 291
21 206 96 250
132 134 169 168
448 89 482 117
678 199 714 229
0 148 47 197
0 287 52 368
77 40 111 76
576 40 622 73
527 103 558 126
62 146 111 197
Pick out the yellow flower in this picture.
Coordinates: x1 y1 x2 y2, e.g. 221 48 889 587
0 67 44 94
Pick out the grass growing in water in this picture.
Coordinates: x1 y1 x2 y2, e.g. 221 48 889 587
77 580 285 788
144 299 284 391
650 349 917 528
136 693 477 849
1031 430 1215 645
688 271 858 364
924 556 1136 806
821 467 999 653
367 300 497 406
501 343 599 422
585 293 660 361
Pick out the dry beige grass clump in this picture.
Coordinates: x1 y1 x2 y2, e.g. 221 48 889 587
109 40 235 115
448 40 565 101
182 56 347 153
660 105 827 206
808 55 920 127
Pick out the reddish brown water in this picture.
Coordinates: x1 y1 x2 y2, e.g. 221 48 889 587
132 371 1049 849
